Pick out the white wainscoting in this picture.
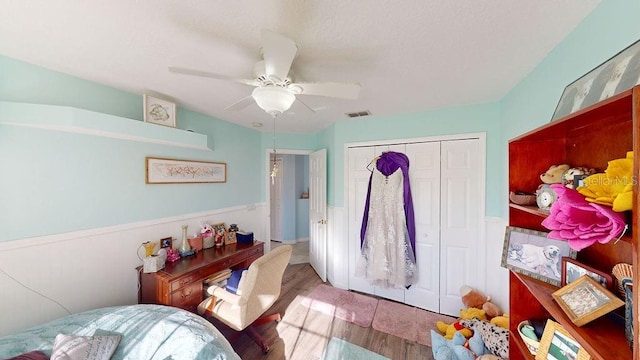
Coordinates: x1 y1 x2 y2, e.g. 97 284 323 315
484 216 509 312
0 204 265 336
329 206 509 314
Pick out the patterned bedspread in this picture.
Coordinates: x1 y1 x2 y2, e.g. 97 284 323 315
0 304 240 360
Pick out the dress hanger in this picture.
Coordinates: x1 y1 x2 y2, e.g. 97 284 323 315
366 155 381 172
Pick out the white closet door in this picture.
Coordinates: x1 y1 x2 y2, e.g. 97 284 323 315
348 146 376 295
439 139 482 316
404 142 441 311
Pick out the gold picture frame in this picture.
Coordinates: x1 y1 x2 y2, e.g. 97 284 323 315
535 319 591 360
145 157 226 184
225 231 237 245
143 94 177 127
552 275 624 327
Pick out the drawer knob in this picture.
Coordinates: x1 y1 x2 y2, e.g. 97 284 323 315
181 290 192 298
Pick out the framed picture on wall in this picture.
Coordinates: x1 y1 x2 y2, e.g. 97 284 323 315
143 94 177 127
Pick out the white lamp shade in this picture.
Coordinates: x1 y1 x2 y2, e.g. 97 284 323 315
252 87 296 116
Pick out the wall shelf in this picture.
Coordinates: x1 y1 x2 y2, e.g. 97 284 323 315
0 101 210 151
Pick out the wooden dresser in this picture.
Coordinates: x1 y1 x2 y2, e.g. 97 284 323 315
138 241 264 313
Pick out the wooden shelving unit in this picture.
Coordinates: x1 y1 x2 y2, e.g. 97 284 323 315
508 86 640 360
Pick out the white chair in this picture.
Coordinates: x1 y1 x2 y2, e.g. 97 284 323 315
197 245 292 353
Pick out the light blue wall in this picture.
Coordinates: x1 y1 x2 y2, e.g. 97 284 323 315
0 55 262 242
499 1 640 218
317 103 502 216
3 0 638 242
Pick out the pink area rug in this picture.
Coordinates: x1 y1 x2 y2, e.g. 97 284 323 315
372 299 456 347
302 284 378 327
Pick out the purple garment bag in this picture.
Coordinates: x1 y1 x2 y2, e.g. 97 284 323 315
360 151 416 261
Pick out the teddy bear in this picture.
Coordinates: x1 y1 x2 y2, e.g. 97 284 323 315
436 307 485 339
540 164 570 184
460 285 501 320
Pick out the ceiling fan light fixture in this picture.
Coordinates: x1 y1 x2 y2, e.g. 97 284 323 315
252 86 295 116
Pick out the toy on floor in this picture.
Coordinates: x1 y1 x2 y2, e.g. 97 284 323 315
460 319 509 359
460 285 501 320
431 329 490 360
490 314 509 329
436 308 485 339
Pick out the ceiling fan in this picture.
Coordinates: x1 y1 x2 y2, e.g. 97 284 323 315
169 29 361 117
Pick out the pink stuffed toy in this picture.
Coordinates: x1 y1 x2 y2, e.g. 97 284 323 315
541 184 627 251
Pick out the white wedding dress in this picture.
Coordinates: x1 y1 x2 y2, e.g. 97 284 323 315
356 167 416 288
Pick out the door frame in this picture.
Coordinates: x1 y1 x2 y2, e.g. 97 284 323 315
343 132 487 297
264 148 313 253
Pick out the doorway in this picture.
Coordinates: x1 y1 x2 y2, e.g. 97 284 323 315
266 150 312 261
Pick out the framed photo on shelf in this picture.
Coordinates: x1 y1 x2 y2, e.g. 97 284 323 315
501 226 577 287
146 157 227 184
160 237 173 249
225 231 237 245
211 223 226 246
535 319 591 360
552 275 624 327
143 94 177 127
551 39 640 121
561 257 614 291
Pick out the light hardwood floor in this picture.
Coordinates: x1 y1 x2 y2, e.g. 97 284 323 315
210 263 434 360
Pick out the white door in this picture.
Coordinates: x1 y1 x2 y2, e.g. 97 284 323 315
309 149 327 281
404 142 441 312
270 156 284 242
348 146 376 295
439 139 482 316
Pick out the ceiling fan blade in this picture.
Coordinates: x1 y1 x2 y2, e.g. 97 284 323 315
290 97 315 114
261 30 297 82
168 66 259 86
293 82 361 99
224 96 255 111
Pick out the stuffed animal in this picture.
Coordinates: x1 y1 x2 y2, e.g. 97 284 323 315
430 330 475 360
490 313 509 329
436 308 485 339
460 285 501 320
561 166 595 189
460 319 509 359
540 164 570 184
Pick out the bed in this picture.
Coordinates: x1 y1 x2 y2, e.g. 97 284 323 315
0 304 240 360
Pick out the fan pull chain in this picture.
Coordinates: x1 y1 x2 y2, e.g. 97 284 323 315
270 114 278 185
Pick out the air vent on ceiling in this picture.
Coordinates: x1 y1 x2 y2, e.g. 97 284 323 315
345 110 371 118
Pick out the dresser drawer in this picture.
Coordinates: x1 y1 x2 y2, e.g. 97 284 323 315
170 272 201 292
170 282 202 310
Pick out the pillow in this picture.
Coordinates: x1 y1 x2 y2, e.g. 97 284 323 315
225 267 248 294
3 351 48 360
50 334 121 360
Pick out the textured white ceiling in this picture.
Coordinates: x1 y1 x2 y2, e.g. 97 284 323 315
0 0 600 133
